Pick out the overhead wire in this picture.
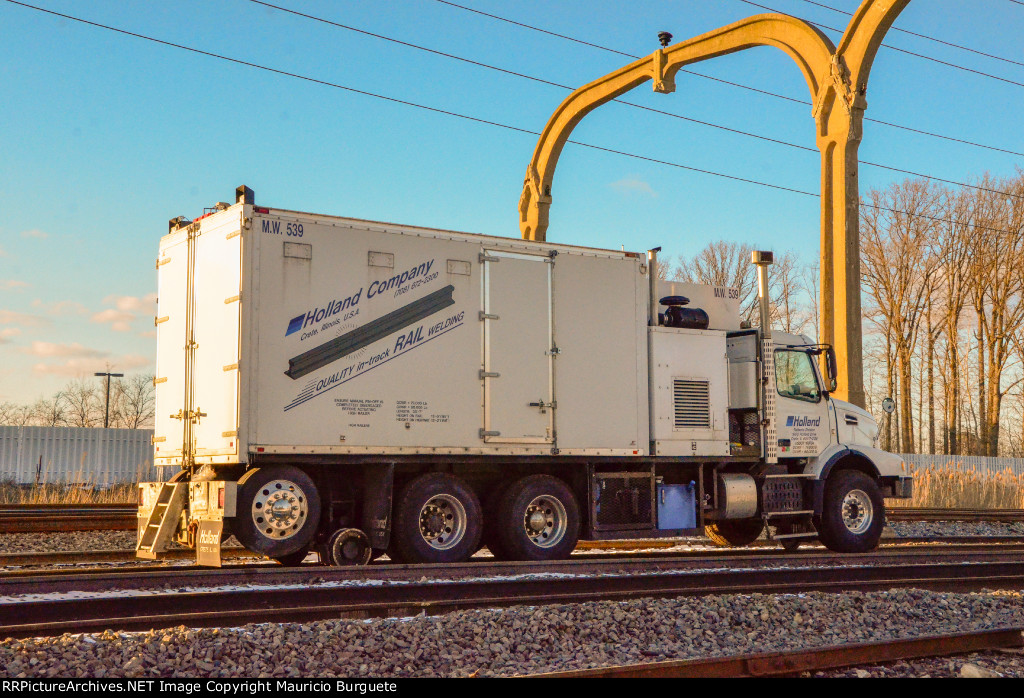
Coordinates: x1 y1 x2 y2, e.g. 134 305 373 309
735 0 1024 89
432 0 1024 158
246 0 1023 201
795 0 1024 68
0 0 1019 236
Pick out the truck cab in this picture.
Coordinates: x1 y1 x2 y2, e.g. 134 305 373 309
761 331 911 550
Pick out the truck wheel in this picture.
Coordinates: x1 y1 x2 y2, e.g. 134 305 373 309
495 475 580 561
704 518 764 547
392 473 482 564
232 466 321 558
818 470 885 553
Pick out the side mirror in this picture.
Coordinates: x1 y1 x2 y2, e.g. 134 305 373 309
825 346 838 392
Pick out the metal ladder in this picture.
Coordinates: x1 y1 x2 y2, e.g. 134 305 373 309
136 482 187 560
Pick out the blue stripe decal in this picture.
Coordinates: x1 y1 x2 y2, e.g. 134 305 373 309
283 321 464 412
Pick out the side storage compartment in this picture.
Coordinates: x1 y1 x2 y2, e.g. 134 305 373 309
649 328 730 456
590 471 655 532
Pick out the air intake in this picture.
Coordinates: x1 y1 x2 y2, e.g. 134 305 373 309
673 379 710 429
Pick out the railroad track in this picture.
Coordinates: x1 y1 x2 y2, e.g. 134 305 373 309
3 536 1024 572
5 547 1024 638
1 504 1022 534
527 627 1024 677
887 508 1024 523
0 504 136 533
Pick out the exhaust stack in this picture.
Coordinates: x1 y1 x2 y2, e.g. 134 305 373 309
751 250 773 339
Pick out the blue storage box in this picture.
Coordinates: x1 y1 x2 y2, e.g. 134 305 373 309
657 482 697 530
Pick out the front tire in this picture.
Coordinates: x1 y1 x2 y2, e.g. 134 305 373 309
494 475 580 561
817 470 885 553
392 473 482 564
705 518 765 547
231 466 321 558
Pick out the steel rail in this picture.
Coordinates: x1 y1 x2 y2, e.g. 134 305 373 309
1 505 1022 534
3 536 1024 573
5 556 1024 638
524 627 1024 677
888 508 1024 523
0 504 137 533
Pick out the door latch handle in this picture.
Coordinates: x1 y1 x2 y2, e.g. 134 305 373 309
529 400 556 413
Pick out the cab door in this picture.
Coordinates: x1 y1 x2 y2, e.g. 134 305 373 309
773 349 831 457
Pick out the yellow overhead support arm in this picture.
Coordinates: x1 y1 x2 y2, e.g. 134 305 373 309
518 0 909 408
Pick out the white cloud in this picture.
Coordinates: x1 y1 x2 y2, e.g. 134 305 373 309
104 293 158 314
609 176 657 197
0 310 48 327
21 229 49 239
1 280 28 291
0 328 21 345
92 308 135 332
32 299 89 316
138 329 157 338
32 353 151 378
23 341 109 359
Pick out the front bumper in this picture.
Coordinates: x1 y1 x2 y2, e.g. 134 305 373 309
890 475 913 499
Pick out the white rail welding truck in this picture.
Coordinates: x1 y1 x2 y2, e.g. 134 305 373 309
137 186 912 567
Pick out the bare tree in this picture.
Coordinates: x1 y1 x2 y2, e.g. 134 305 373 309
767 251 802 334
62 379 102 428
675 241 758 323
932 186 973 455
801 264 820 343
30 393 67 427
0 402 33 426
960 174 1024 455
861 180 943 454
674 241 808 332
114 374 156 429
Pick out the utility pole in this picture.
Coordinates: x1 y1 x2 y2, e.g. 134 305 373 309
95 371 124 428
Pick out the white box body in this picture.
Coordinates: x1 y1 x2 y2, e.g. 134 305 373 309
153 204 652 464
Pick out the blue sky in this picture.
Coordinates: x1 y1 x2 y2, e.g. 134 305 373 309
1 0 1022 404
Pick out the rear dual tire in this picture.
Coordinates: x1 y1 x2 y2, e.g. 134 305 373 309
231 465 321 560
493 475 580 562
390 473 580 564
390 473 483 564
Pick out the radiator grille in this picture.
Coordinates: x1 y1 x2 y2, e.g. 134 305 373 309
673 379 710 429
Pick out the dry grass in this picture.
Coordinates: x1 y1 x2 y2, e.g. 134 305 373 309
0 464 143 505
0 481 137 505
887 463 1024 509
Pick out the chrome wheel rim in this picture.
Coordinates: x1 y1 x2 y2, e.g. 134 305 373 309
523 495 568 549
418 494 467 550
841 489 873 535
251 479 308 540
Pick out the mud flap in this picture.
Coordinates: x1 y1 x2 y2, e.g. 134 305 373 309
196 519 223 567
361 463 394 552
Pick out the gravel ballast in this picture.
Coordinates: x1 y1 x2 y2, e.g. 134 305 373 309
3 588 1024 678
0 531 138 555
887 520 1024 538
